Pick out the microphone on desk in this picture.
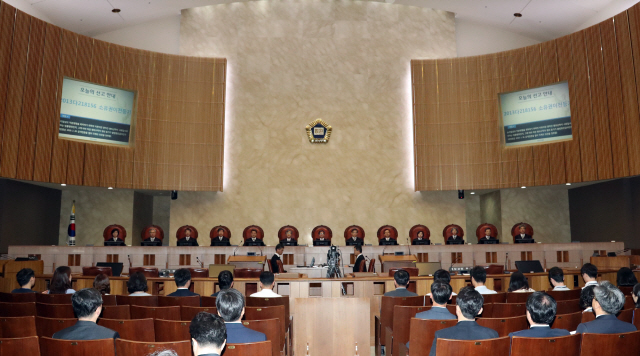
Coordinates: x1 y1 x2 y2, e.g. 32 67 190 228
258 247 263 256
196 256 204 268
407 237 411 256
127 255 132 268
232 246 239 256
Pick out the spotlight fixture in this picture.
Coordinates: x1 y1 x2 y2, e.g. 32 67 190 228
514 13 522 17
470 192 475 195
521 186 526 189
566 183 572 186
112 8 121 13
61 183 66 186
108 187 114 190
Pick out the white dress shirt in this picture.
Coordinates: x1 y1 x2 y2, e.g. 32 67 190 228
475 285 497 294
250 288 281 298
582 281 598 289
552 285 571 291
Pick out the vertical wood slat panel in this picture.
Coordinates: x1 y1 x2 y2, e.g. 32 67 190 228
527 44 551 186
623 6 640 176
132 50 150 189
116 48 138 189
498 51 519 188
0 3 16 160
511 48 535 188
101 44 125 188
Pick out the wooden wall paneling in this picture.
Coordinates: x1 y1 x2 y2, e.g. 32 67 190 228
527 44 552 186
33 24 62 182
465 57 481 189
498 51 519 188
453 58 469 188
213 59 226 191
0 3 16 148
480 55 501 189
132 50 150 189
600 19 630 178
511 48 536 188
101 44 125 188
172 55 188 190
424 60 441 190
15 16 46 180
0 10 31 178
584 26 614 180
437 59 456 190
115 48 137 189
150 52 168 190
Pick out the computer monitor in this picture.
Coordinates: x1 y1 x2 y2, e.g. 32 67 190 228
394 251 405 256
416 262 442 276
515 260 544 274
96 262 124 277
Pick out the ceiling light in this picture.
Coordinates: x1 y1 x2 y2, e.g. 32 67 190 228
514 13 522 17
112 8 121 13
61 184 66 186
470 192 475 195
108 187 114 190
521 186 526 189
566 183 571 186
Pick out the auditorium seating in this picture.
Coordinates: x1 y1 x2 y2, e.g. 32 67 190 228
482 293 507 304
406 318 457 356
579 330 640 356
200 296 217 307
617 308 633 323
491 303 525 318
180 306 217 321
234 269 263 278
224 341 272 356
246 296 290 329
101 305 130 319
115 339 191 356
448 303 494 318
476 316 528 337
0 302 36 317
0 336 40 355
97 318 155 342
115 295 157 307
634 308 640 329
379 295 423 346
130 306 180 321
511 334 581 356
581 311 596 323
101 295 117 306
0 292 35 303
154 319 190 342
35 303 75 319
552 312 582 331
556 299 582 315
505 292 534 303
390 305 431 356
81 266 112 277
435 336 510 356
241 319 281 356
39 336 116 356
0 316 37 338
35 317 76 338
546 289 582 301
624 295 635 309
157 295 200 307
244 305 286 349
35 294 72 304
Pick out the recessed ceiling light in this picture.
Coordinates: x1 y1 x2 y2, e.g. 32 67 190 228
61 183 66 186
470 192 475 195
112 8 121 13
514 13 522 17
566 183 571 186
108 187 114 190
521 186 526 189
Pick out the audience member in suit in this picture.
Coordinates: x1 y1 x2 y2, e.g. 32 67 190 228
211 228 231 246
549 267 571 291
313 230 330 246
178 228 199 246
446 227 463 244
576 281 637 334
44 266 75 294
11 268 36 293
143 228 163 246
471 266 496 294
509 292 570 337
428 287 499 356
93 274 110 295
514 225 532 241
353 244 366 273
128 272 152 296
281 230 298 246
346 229 364 246
212 270 234 297
215 288 267 343
428 269 457 296
507 271 535 292
379 229 398 245
243 229 265 246
384 269 418 297
270 244 286 273
250 271 281 298
581 263 599 289
617 267 638 287
417 282 456 320
168 268 199 297
104 229 125 246
580 285 596 314
190 311 227 356
53 288 119 340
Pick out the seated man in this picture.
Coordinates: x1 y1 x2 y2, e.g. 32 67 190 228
281 229 297 246
416 282 456 320
178 228 199 246
167 268 199 297
12 268 36 293
216 288 267 343
104 228 125 246
270 244 286 273
313 230 330 246
142 228 162 246
429 269 457 296
53 288 120 340
212 270 234 297
471 266 497 294
576 281 637 334
581 263 599 289
509 292 570 337
346 228 364 246
243 229 265 246
478 228 497 244
549 267 570 291
353 245 365 273
250 271 281 298
190 312 227 356
379 229 397 246
384 270 418 297
428 287 498 356
211 228 231 246
446 227 463 244
514 224 532 241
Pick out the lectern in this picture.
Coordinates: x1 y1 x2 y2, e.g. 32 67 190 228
227 256 267 270
378 255 417 272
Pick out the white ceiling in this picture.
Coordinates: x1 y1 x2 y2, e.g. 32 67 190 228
7 0 640 41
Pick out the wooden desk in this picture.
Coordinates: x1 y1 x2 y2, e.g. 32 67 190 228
378 255 417 272
227 255 266 269
590 256 631 269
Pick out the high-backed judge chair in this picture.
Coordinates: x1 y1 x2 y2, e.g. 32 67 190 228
377 225 398 246
368 258 376 272
82 266 112 276
210 225 231 246
312 225 333 246
278 225 299 246
97 318 155 342
344 225 365 246
410 224 431 245
511 222 535 243
443 224 465 244
35 316 75 338
103 224 126 246
476 223 499 244
243 225 265 246
176 225 199 246
0 316 37 338
141 225 164 246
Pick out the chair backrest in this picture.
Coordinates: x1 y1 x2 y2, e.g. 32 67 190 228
36 303 75 318
368 258 376 272
618 286 634 295
482 292 507 304
392 306 431 356
82 266 112 276
357 259 366 272
35 293 72 304
154 319 191 342
436 336 510 356
0 302 36 317
115 339 191 356
407 318 459 356
35 316 76 338
115 295 158 307
101 305 130 319
39 336 116 356
505 292 534 303
187 268 209 278
551 312 582 331
101 294 117 306
245 296 290 329
380 295 424 346
388 268 419 277
98 318 155 342
234 269 263 278
224 341 272 356
0 292 36 303
624 295 635 309
158 296 200 307
244 305 286 349
484 265 504 275
581 311 596 323
555 299 581 315
511 334 581 356
546 289 581 301
131 306 181 321
634 308 640 329
180 306 217 322
0 316 37 338
242 318 281 356
128 267 159 278
277 260 285 274
200 296 217 307
579 330 640 356
0 336 40 355
618 308 634 322
492 303 526 318
476 316 528 337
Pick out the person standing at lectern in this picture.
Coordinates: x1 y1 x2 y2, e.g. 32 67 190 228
211 228 231 246
144 228 162 246
447 228 461 244
379 229 397 245
479 228 495 243
353 245 365 273
282 230 297 246
270 244 286 273
108 229 125 246
178 228 199 246
346 228 364 246
244 229 265 246
515 225 532 241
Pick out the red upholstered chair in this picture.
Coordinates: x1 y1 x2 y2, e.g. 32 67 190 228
442 224 465 244
276 260 285 274
357 259 366 272
176 225 199 245
141 225 164 244
115 339 191 356
546 289 581 301
511 334 581 356
483 293 507 304
187 268 209 278
409 224 431 245
618 286 634 295
154 319 191 342
115 295 158 306
579 330 640 356
618 308 634 322
224 341 272 356
278 225 299 245
180 306 217 322
101 305 131 319
0 316 37 337
312 225 333 245
436 336 510 356
476 223 498 242
0 292 35 303
35 293 72 304
510 222 534 243
624 295 635 309
377 225 398 245
551 312 582 331
36 317 76 338
368 258 376 272
210 225 231 245
128 267 159 278
476 316 528 337
635 308 640 330
130 305 181 321
244 306 286 349
97 318 155 342
0 336 40 355
82 266 112 276
40 337 115 356
36 303 75 318
344 225 365 245
103 224 126 245
242 225 265 245
158 295 200 307
407 318 458 356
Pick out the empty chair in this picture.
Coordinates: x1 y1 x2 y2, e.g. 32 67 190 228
245 295 291 329
36 303 75 318
492 303 526 318
39 336 116 356
551 312 582 331
368 258 376 272
97 318 155 342
81 266 112 276
200 296 217 307
379 295 424 347
115 339 191 356
241 319 281 356
618 308 634 323
0 292 36 303
35 294 72 304
35 317 76 338
115 295 158 307
0 316 37 338
505 292 534 303
482 293 507 304
154 319 190 342
435 336 510 356
546 289 581 301
511 334 581 356
223 341 272 356
101 294 117 306
244 305 286 349
407 318 458 356
130 305 180 321
0 302 36 317
233 269 263 278
128 267 159 277
390 305 432 356
476 316 528 337
180 306 217 322
187 268 208 278
555 299 581 315
158 295 200 307
579 330 640 356
101 305 130 319
0 336 40 355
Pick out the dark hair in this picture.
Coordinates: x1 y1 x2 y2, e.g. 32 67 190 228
189 312 226 349
394 270 410 287
16 268 35 287
275 244 284 251
72 288 103 318
93 274 110 294
470 266 487 284
351 228 358 233
431 282 453 305
548 267 564 284
485 228 491 233
633 283 640 308
433 269 451 284
250 229 257 233
217 270 233 290
259 271 275 286
354 244 362 253
174 268 191 288
507 271 530 292
217 228 224 233
185 228 192 232
456 286 484 319
127 272 148 294
594 281 625 314
580 285 596 309
216 288 244 322
581 263 598 279
49 266 72 294
616 267 638 287
111 229 119 236
417 231 424 237
526 292 556 324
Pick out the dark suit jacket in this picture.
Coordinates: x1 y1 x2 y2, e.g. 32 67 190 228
177 238 199 246
379 238 398 245
353 254 366 273
446 236 464 244
509 326 570 338
280 238 297 246
142 238 162 246
346 238 364 246
412 238 430 245
211 237 231 246
514 234 532 240
429 321 499 356
11 288 36 293
167 288 199 297
53 320 119 340
576 314 637 334
415 306 456 320
383 287 418 297
271 254 284 273
225 322 267 344
244 238 265 246
104 238 125 246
